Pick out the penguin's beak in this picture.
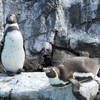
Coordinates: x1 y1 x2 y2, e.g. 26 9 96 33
8 14 16 22
43 68 46 72
43 68 51 73
9 15 14 21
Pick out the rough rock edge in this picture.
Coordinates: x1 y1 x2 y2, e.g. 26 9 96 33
0 72 99 100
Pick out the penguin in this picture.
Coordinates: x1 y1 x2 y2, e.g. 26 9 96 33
1 14 25 76
43 57 100 100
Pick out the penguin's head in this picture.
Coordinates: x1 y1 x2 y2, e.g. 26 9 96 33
6 14 17 24
43 67 60 78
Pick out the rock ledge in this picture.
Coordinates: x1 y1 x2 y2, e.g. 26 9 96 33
0 72 99 100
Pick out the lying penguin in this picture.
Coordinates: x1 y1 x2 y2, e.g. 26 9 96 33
1 14 25 76
43 57 100 100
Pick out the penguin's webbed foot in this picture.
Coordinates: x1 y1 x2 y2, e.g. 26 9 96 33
16 69 24 74
16 69 22 74
6 71 15 76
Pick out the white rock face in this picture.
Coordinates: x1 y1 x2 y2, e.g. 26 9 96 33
0 72 99 100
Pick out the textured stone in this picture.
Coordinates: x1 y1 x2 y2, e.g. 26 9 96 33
0 72 99 100
52 49 76 66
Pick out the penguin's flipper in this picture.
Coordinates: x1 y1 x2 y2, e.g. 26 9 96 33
6 71 15 76
69 78 86 100
0 40 4 62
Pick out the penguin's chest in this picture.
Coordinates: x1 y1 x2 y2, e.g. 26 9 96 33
49 76 70 87
1 31 25 72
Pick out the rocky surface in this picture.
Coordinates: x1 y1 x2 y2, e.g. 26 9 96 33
1 0 100 71
0 72 99 100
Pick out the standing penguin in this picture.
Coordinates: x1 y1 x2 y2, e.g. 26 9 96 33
1 14 25 76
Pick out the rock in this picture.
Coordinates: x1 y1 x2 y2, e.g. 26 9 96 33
0 72 99 100
52 49 76 66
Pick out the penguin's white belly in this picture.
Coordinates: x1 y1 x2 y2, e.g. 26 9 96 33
1 31 25 73
49 76 69 85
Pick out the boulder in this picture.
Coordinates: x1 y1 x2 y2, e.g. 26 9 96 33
0 72 99 100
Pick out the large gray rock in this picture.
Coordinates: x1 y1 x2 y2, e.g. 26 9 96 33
0 72 99 100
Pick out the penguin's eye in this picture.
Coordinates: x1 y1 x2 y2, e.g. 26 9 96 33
8 14 12 18
50 69 54 73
